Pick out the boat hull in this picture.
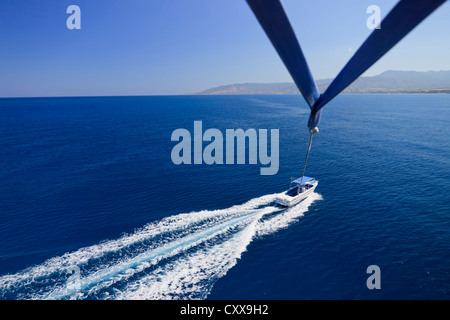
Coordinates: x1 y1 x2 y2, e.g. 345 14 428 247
275 183 317 207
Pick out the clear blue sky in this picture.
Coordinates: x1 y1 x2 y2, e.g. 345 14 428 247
0 0 449 97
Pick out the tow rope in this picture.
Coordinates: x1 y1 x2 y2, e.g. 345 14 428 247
300 127 319 185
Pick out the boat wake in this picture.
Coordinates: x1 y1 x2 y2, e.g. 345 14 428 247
0 192 322 300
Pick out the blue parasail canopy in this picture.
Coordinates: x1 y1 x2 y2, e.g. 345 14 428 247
292 176 314 185
246 0 446 131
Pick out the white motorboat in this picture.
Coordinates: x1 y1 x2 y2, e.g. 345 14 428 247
275 176 318 207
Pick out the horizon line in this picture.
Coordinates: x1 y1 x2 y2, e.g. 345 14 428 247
1 69 449 99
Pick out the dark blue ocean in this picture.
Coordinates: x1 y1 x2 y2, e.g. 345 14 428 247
0 94 449 300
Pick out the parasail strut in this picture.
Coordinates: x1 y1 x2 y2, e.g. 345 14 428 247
246 0 446 176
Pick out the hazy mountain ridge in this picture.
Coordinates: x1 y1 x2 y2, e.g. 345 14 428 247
196 70 450 95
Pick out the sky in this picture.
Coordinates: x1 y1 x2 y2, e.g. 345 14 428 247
0 0 449 97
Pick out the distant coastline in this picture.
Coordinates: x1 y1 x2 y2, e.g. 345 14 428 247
194 70 450 95
1 70 450 99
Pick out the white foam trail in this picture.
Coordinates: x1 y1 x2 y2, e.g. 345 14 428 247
113 193 322 300
0 192 322 300
0 193 277 288
256 193 323 236
114 213 263 300
44 207 278 300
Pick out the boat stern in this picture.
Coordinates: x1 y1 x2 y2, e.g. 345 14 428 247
275 194 293 207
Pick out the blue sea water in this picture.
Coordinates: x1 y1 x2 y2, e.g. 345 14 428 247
0 94 449 300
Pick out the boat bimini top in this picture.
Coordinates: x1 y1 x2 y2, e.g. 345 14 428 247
292 176 314 185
